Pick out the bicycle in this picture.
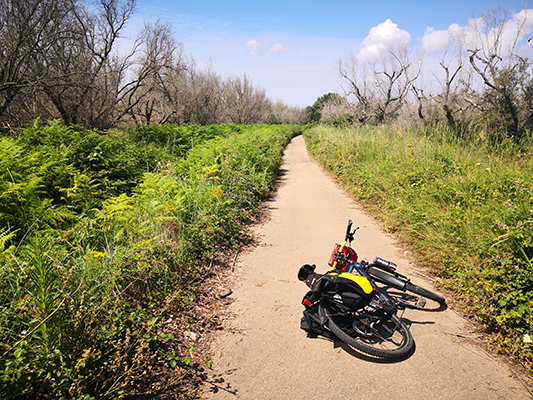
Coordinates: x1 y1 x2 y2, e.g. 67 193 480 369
298 220 445 359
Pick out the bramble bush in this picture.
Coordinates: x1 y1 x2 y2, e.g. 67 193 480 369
304 123 533 369
0 120 301 399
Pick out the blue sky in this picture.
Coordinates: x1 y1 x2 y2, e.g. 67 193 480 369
128 0 533 108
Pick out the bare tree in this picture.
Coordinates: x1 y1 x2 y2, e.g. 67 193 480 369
39 0 135 128
374 48 419 122
0 0 287 129
222 75 271 124
316 94 352 122
0 0 75 126
267 100 306 124
337 56 373 122
338 45 419 124
125 20 188 125
467 6 533 135
179 62 223 125
431 33 467 127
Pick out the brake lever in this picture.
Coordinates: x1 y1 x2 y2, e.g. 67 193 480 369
346 226 359 245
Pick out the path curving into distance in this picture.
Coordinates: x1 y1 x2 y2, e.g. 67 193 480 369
203 135 529 400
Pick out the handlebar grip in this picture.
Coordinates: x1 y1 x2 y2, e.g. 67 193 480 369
346 219 353 238
371 256 397 273
298 264 316 281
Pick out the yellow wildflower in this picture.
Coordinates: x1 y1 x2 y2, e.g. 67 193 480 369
211 187 224 198
89 251 108 259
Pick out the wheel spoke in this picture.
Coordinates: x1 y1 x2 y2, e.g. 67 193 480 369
320 300 413 359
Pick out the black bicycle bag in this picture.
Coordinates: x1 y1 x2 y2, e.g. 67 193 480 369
300 291 334 338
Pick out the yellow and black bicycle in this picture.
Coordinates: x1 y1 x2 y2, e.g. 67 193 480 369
298 220 445 360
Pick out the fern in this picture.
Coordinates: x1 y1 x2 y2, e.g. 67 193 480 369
0 227 17 252
134 172 186 224
58 171 102 212
93 193 135 241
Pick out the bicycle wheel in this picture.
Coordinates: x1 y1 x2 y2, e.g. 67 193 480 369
404 282 445 304
319 300 413 359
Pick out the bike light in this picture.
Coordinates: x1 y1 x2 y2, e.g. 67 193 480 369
328 244 358 268
303 298 312 307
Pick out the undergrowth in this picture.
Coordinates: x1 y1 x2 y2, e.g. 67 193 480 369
304 123 533 370
0 120 301 399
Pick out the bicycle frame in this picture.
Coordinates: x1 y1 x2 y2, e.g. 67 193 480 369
331 220 426 312
347 260 404 312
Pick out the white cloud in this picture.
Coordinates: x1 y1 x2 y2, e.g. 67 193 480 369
422 9 533 55
246 39 262 56
494 9 533 54
245 40 286 57
269 43 285 54
357 19 411 62
422 25 460 53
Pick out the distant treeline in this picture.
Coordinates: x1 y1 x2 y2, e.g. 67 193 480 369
307 6 533 145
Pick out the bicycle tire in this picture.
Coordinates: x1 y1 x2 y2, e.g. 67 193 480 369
319 300 413 359
404 282 445 304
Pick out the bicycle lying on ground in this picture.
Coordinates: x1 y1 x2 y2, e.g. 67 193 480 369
298 220 446 360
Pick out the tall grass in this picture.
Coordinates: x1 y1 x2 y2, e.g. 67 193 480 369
304 123 533 368
0 121 301 399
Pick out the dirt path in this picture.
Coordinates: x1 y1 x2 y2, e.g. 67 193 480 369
203 135 530 400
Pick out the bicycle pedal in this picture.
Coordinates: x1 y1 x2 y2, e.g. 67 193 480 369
416 297 426 308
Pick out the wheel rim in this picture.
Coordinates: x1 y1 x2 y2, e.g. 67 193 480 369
321 301 413 359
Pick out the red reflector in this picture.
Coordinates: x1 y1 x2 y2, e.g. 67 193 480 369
303 299 312 306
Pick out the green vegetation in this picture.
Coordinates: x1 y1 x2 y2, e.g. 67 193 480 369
304 124 533 369
305 93 341 123
0 120 300 399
